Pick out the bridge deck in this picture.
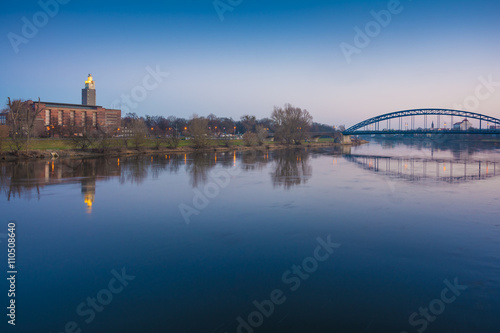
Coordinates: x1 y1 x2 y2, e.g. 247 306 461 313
343 129 500 135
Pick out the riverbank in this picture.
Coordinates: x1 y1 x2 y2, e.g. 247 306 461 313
0 139 367 161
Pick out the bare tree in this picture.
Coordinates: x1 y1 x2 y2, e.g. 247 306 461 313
129 118 147 149
6 98 45 153
6 99 26 152
0 125 8 153
241 115 256 133
271 104 313 145
166 128 181 149
242 132 258 146
70 124 95 151
188 115 210 149
93 128 112 153
255 125 268 146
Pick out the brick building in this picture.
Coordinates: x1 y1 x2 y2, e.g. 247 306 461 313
29 74 121 135
30 101 121 133
0 112 6 125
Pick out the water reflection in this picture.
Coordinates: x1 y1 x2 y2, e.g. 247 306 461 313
0 150 313 205
368 137 500 160
270 149 312 189
2 145 499 208
0 159 120 205
345 154 499 183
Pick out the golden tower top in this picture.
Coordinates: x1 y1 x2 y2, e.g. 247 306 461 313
85 74 95 89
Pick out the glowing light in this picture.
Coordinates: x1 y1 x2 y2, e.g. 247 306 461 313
84 194 94 214
117 158 120 166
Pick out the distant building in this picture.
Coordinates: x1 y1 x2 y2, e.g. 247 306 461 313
453 119 473 130
30 100 121 134
32 74 120 135
0 112 9 137
82 74 96 106
2 74 120 136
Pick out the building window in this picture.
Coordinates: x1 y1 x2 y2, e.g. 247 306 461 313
0 115 6 125
45 110 51 125
82 111 86 127
92 112 97 127
58 110 63 126
70 111 75 126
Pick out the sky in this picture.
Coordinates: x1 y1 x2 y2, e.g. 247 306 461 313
1 0 499 127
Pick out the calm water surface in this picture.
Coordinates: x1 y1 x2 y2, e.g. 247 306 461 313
1 141 500 333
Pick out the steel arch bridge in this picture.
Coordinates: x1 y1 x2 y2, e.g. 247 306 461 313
343 109 500 135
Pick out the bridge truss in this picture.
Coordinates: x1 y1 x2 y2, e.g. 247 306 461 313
343 109 500 135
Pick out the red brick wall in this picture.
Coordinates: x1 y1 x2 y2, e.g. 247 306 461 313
31 102 121 134
0 125 8 138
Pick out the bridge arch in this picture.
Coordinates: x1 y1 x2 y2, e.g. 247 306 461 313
343 109 500 134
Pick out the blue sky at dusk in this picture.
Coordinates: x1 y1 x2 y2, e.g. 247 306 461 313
1 0 499 126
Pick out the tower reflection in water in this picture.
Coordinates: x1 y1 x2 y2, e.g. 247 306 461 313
4 149 495 211
1 150 317 210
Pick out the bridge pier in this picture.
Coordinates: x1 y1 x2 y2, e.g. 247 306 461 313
341 135 352 145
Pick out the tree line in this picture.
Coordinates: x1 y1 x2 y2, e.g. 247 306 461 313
1 99 343 153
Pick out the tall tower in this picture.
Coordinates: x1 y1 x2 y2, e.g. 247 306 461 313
82 74 96 106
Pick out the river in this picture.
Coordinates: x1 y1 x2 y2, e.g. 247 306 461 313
1 140 499 332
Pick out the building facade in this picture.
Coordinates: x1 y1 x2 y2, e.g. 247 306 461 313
30 101 121 134
453 119 473 131
26 74 121 135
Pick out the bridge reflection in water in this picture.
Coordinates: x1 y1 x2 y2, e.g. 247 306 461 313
344 154 499 183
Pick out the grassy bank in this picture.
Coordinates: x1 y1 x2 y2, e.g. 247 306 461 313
0 137 363 161
5 137 341 151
